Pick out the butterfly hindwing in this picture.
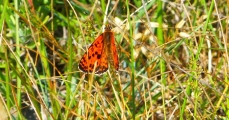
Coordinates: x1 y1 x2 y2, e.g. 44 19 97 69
96 42 108 74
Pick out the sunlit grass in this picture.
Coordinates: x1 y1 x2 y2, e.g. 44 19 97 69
0 0 228 119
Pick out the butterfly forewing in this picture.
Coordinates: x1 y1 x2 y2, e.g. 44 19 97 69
78 34 104 73
111 33 119 71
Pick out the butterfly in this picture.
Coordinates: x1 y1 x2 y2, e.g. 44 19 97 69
78 24 119 75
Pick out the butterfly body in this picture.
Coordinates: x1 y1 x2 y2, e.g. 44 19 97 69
78 25 119 75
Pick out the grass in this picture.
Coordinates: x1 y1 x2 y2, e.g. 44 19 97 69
0 0 228 119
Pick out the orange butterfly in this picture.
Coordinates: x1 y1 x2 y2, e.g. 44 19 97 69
78 24 119 75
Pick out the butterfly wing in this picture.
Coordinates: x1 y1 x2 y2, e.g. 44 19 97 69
110 32 119 71
95 43 108 74
78 34 106 73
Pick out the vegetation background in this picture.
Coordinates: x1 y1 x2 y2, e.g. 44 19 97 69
0 0 228 119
